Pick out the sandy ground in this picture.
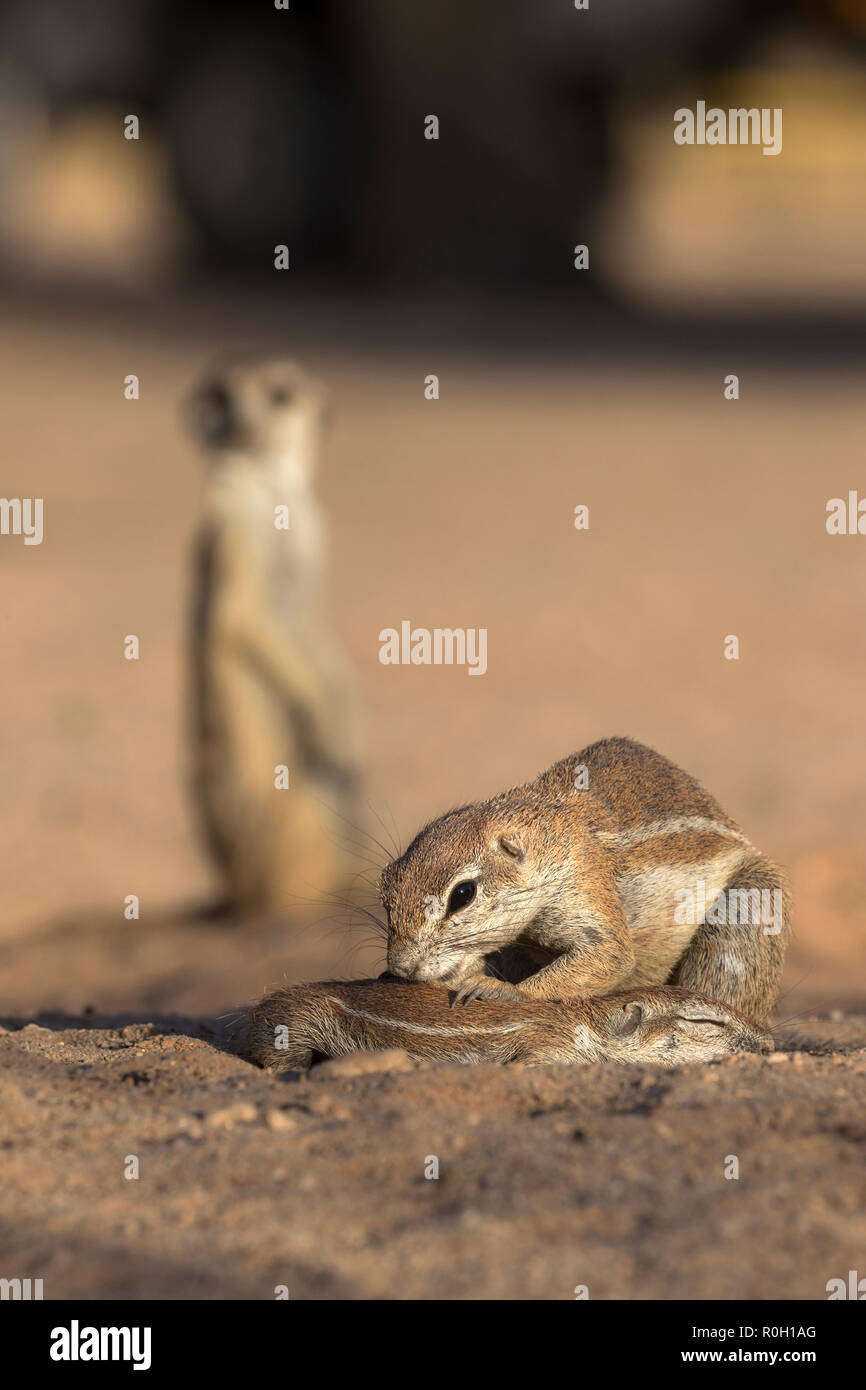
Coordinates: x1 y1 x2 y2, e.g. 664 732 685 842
1 1005 864 1300
1 290 864 1298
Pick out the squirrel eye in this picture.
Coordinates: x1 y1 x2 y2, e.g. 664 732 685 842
269 384 293 407
446 880 476 915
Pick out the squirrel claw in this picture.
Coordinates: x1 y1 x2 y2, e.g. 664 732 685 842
451 978 519 1007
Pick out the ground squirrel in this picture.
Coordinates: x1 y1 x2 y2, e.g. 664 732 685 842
186 353 362 914
246 978 772 1071
380 738 790 1024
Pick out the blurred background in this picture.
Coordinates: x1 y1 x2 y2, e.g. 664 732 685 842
1 0 865 1019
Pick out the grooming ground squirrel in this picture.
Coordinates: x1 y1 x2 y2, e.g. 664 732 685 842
380 738 790 1023
246 978 773 1071
186 354 362 914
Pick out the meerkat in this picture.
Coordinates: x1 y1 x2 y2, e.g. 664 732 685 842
379 737 790 1024
186 353 363 915
246 978 772 1072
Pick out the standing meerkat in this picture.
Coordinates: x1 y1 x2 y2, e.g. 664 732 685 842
246 978 773 1072
186 353 362 916
380 738 790 1024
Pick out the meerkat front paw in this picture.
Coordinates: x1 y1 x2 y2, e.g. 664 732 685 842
451 978 519 1007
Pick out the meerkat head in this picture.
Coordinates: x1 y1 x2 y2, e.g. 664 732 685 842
590 989 774 1065
380 800 547 986
185 353 328 462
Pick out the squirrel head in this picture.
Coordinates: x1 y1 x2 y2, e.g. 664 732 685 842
380 799 550 986
185 353 328 463
588 990 774 1064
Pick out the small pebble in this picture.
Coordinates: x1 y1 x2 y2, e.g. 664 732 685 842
310 1049 414 1080
206 1102 258 1128
266 1108 299 1132
306 1094 352 1120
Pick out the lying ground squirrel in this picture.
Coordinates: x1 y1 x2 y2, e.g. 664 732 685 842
380 737 790 1023
246 978 772 1071
186 353 363 915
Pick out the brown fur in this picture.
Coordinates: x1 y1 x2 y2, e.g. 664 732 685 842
380 738 790 1024
187 355 363 914
246 978 773 1071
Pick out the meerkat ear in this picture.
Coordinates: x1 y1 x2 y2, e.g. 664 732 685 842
497 834 524 862
607 1001 644 1038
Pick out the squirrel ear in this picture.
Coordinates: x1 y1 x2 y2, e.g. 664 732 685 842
497 834 524 862
607 1001 644 1038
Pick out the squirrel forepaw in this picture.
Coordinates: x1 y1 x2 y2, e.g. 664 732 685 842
451 978 519 1007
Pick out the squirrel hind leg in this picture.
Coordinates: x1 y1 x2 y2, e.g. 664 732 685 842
668 853 790 1025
